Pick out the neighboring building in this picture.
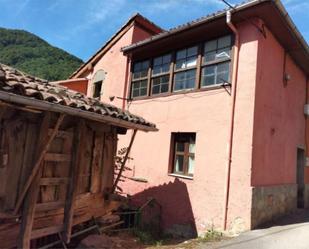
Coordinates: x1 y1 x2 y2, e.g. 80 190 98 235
61 13 163 107
64 0 309 237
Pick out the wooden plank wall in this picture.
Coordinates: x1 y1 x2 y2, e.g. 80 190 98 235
0 107 118 248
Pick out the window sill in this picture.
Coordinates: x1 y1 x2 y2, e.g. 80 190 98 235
130 84 227 101
168 173 193 180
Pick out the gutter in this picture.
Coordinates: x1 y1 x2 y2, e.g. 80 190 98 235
0 91 158 132
122 0 309 58
223 10 240 231
122 0 263 53
273 0 309 57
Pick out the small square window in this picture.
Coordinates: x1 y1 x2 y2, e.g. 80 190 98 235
152 54 171 76
170 133 196 177
201 61 230 87
133 60 149 79
151 75 169 95
204 35 232 64
175 46 198 70
174 69 196 92
131 80 148 98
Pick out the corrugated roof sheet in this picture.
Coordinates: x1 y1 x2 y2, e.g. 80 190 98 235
0 63 156 129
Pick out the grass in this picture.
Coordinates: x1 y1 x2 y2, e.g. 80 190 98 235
199 227 224 242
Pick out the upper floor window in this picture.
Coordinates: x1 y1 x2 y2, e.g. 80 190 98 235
173 46 198 92
204 35 232 63
175 46 198 70
131 60 149 98
151 54 171 95
153 54 171 76
174 69 196 92
92 70 105 98
201 36 232 87
129 34 233 99
133 60 149 80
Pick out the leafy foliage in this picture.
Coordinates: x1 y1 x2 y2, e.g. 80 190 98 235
114 147 133 194
0 27 83 81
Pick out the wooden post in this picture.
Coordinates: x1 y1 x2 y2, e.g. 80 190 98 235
18 113 52 249
14 113 65 214
62 120 85 243
112 129 137 193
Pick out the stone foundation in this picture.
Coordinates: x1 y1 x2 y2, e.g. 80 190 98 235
251 184 297 228
305 184 309 208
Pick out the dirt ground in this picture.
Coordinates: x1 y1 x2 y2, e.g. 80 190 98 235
78 232 226 249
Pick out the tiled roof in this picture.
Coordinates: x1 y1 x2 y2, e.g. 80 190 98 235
0 64 156 129
122 0 251 52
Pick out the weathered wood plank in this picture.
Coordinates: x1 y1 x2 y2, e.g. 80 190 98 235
18 113 51 249
31 225 63 239
40 161 56 203
44 153 71 162
40 177 69 185
101 133 114 194
62 120 85 243
77 125 94 194
90 134 104 193
36 201 65 212
14 113 65 214
5 117 27 210
18 123 39 201
57 129 73 201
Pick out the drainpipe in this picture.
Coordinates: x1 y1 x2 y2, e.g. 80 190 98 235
305 75 309 177
122 55 131 110
223 10 240 231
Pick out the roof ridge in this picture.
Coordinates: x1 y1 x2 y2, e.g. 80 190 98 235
70 13 163 79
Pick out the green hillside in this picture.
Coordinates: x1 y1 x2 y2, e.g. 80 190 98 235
0 27 83 81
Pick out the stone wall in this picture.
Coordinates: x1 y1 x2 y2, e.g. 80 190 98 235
251 184 297 228
305 184 309 208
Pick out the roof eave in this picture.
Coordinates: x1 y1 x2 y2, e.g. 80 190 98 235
122 0 309 62
0 91 158 132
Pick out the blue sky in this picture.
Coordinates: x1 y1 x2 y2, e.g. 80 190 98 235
0 0 308 61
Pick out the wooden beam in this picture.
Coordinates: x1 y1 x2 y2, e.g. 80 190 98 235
90 135 104 193
44 153 71 162
14 113 65 215
31 225 63 240
40 177 69 185
0 101 42 113
112 129 137 193
62 120 85 243
35 201 65 212
17 113 51 249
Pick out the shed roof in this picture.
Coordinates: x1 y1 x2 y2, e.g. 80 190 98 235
0 64 157 131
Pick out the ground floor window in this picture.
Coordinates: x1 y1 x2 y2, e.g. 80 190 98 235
170 132 195 177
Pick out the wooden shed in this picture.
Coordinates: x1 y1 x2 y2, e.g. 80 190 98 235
0 64 157 248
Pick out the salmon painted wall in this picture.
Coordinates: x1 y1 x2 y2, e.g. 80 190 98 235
118 21 260 233
83 24 158 108
59 79 88 94
84 26 135 107
251 23 307 186
132 24 157 43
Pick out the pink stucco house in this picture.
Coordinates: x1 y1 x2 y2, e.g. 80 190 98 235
61 0 309 237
